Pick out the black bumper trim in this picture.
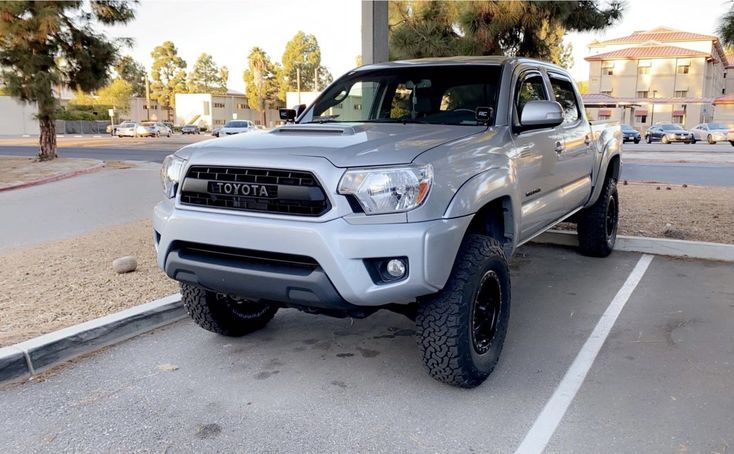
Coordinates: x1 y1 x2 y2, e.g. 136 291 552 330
164 246 358 311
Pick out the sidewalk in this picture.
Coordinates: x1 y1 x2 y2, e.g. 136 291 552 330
0 156 104 191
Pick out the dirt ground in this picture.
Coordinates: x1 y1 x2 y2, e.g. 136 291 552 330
0 220 178 347
0 156 101 189
560 182 734 244
0 182 731 347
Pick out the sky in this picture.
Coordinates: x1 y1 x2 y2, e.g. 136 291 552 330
104 0 728 92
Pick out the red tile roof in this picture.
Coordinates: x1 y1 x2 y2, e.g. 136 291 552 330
589 28 718 46
713 93 734 105
585 45 710 61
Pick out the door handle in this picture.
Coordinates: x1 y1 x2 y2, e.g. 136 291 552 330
554 141 564 153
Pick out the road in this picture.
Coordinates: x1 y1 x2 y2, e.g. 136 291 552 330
1 245 732 453
2 143 733 186
0 164 162 252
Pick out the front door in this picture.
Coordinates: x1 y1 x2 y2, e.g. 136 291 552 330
510 70 565 241
546 72 595 214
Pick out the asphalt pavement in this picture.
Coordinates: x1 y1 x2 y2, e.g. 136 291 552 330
0 164 163 252
1 245 732 453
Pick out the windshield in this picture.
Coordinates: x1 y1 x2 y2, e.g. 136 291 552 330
621 124 636 132
225 121 248 128
660 124 680 131
304 65 501 126
709 123 727 129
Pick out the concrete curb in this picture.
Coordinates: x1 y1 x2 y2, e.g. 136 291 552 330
534 230 734 262
0 161 105 193
0 293 184 384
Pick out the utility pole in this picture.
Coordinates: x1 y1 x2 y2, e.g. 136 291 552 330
296 67 301 105
144 74 151 121
314 67 319 92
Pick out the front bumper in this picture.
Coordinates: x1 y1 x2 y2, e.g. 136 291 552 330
154 200 471 307
665 134 692 142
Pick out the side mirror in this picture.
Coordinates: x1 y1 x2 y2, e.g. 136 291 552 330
279 108 296 122
520 100 564 129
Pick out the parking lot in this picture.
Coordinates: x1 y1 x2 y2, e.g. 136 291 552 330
1 244 732 453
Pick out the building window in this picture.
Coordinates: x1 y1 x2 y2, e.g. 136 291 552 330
213 102 225 109
602 61 614 76
677 65 690 74
601 90 612 96
353 104 362 111
598 114 611 120
638 66 650 75
674 90 688 98
213 119 224 125
636 115 647 124
636 90 649 98
673 115 684 124
723 88 727 94
237 103 247 109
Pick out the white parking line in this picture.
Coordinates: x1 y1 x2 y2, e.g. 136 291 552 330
515 254 655 454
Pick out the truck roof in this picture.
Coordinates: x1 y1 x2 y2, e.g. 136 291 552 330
355 56 568 74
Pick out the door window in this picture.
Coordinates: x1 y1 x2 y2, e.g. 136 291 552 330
515 74 547 118
549 76 580 125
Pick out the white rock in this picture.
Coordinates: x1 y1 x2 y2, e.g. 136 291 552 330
112 256 137 274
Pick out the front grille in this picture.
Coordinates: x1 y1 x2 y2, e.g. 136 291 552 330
180 166 330 216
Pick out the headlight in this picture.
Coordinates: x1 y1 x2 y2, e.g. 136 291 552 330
160 154 187 198
338 164 433 214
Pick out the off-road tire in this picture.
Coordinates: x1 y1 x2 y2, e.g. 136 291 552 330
416 234 511 388
181 283 278 336
576 177 618 257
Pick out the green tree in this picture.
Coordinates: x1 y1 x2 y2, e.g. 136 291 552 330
279 31 332 99
114 55 146 97
388 1 622 65
218 66 229 93
97 78 133 111
150 41 187 120
188 53 227 94
718 3 734 47
244 47 279 122
0 1 136 160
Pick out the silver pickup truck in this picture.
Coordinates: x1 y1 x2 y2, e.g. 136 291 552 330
154 57 621 388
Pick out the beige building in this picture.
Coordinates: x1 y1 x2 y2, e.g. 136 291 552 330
584 27 727 129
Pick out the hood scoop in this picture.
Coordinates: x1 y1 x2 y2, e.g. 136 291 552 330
273 125 355 136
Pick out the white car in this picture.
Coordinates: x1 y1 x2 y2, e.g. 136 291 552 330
690 122 729 144
142 122 172 138
216 120 255 137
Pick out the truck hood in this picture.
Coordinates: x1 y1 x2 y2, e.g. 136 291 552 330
177 123 487 167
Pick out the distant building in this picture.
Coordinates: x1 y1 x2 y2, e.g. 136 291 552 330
174 91 278 129
128 97 165 123
0 96 39 135
584 27 727 129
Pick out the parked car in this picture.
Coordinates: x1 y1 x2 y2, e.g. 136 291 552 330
163 122 176 134
210 127 221 137
142 122 172 137
116 122 143 137
154 57 621 388
216 120 255 137
689 122 730 144
645 123 693 144
620 124 641 144
181 125 201 135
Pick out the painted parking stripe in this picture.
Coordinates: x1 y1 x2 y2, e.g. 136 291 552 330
515 254 655 454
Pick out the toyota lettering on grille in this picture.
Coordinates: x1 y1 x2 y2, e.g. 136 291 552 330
208 181 277 198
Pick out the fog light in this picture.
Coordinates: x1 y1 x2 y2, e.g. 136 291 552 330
386 259 406 278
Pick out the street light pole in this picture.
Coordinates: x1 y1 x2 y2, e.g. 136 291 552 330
143 74 151 121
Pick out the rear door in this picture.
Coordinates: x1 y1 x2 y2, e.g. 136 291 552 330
547 72 595 212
